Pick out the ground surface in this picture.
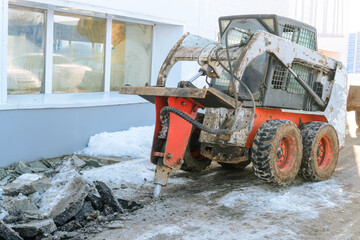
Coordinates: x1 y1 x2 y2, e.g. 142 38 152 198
83 113 360 240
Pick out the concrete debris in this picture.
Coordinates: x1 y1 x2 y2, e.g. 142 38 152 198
3 215 25 224
0 174 17 187
118 198 143 212
75 201 97 221
85 193 103 211
66 155 87 169
95 181 124 214
11 160 32 175
57 220 85 232
82 159 101 168
54 199 84 226
29 191 42 206
0 169 6 180
3 194 39 216
3 173 51 196
10 219 57 238
0 155 143 239
39 163 89 221
27 161 49 173
0 220 23 240
23 210 44 220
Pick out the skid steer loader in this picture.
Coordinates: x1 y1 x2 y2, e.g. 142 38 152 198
119 14 347 197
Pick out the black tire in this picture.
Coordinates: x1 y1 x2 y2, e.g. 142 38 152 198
181 116 211 172
299 122 339 181
356 111 360 128
219 160 251 170
251 119 303 185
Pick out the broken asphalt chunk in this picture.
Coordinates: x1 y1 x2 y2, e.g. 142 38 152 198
117 198 143 212
11 160 32 175
10 219 57 238
3 173 51 196
85 193 103 211
3 194 39 216
0 220 23 240
38 162 89 224
94 181 124 214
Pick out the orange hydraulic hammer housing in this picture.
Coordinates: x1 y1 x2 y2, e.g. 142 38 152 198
151 96 203 170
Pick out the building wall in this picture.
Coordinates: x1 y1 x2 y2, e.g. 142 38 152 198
0 102 155 167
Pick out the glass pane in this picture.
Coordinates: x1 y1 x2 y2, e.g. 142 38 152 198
53 13 105 93
262 18 275 32
7 6 46 94
110 21 152 91
220 20 230 34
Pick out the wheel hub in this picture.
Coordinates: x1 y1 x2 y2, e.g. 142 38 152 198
277 135 296 172
317 136 332 169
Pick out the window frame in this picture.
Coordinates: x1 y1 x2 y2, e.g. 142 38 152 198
1 1 156 110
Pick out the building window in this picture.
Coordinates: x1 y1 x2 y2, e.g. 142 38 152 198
7 5 46 94
110 21 152 91
53 13 106 93
6 4 154 99
347 33 356 73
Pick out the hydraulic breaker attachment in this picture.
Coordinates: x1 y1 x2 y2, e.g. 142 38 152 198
152 96 202 197
119 86 236 197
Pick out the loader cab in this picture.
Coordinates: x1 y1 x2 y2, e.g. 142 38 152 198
213 15 320 111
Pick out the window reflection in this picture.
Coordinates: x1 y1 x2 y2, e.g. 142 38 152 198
110 21 152 91
7 5 46 94
53 13 105 93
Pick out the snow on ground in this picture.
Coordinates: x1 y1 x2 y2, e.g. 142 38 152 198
82 158 192 196
217 180 351 220
79 125 154 159
133 225 184 240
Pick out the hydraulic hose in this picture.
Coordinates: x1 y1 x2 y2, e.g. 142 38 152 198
160 106 233 135
161 28 256 135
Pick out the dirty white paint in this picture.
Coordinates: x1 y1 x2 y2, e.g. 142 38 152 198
199 107 252 147
323 64 348 148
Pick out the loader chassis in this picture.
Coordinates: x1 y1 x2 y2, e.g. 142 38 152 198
119 14 347 196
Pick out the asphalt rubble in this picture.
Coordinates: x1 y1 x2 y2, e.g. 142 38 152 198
0 155 143 240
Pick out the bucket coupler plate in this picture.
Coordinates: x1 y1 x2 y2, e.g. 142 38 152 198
347 86 360 111
119 86 236 109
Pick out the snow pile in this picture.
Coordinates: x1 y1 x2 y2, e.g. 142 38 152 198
218 180 351 220
80 126 154 159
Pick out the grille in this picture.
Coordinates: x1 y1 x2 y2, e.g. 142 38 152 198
282 24 299 42
271 63 313 95
286 64 310 94
281 24 316 50
313 82 323 98
298 28 316 50
214 70 231 86
271 64 287 90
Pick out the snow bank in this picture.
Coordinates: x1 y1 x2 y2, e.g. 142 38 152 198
80 126 154 159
